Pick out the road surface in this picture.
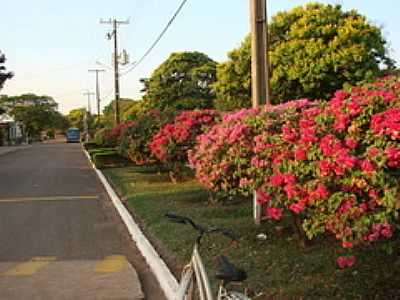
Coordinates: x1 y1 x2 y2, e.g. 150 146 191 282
0 142 164 299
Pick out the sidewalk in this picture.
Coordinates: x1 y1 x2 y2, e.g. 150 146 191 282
0 145 30 156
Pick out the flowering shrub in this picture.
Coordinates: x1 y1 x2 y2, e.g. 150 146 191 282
119 109 175 165
188 108 260 197
149 110 221 180
246 77 400 253
106 121 136 146
94 128 113 147
188 100 311 198
191 76 400 258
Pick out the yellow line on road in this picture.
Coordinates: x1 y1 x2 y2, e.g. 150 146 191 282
95 255 128 273
1 257 57 276
0 196 99 203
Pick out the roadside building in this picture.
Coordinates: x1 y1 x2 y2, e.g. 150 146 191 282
0 113 25 146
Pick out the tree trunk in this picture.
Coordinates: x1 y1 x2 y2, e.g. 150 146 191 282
290 212 309 248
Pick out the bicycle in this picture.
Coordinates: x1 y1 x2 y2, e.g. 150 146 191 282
165 213 251 300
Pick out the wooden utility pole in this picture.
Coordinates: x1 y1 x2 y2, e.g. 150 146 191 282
100 18 129 125
88 69 106 125
250 0 271 224
83 91 95 142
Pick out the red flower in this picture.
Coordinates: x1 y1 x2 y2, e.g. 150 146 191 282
294 147 307 160
345 138 358 149
282 173 297 185
266 207 283 221
342 241 353 248
360 160 375 173
381 224 393 238
284 184 299 200
256 189 271 204
318 160 332 176
336 256 356 268
270 174 285 187
288 202 305 214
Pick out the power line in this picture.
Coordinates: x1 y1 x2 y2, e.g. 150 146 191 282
121 0 189 77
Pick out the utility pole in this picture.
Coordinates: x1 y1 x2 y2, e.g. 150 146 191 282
83 91 95 142
250 0 271 224
88 69 106 125
100 18 129 125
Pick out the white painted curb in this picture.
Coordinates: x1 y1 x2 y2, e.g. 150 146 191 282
82 146 179 300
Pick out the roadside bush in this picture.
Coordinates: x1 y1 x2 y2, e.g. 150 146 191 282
191 76 400 259
94 128 112 146
149 109 221 182
188 108 260 198
91 149 119 169
119 109 175 165
106 121 135 146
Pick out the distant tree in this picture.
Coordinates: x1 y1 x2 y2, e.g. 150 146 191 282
141 51 217 111
101 98 137 128
5 94 61 138
53 112 70 132
122 100 149 121
213 36 252 111
214 3 396 110
0 51 13 90
67 108 92 132
1 94 57 111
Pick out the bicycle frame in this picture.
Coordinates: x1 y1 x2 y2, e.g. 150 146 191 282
176 242 214 300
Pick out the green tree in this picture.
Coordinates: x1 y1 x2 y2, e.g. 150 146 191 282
67 108 91 131
101 98 137 128
1 93 57 111
1 94 61 138
0 51 13 90
12 104 58 138
142 51 217 111
214 3 395 110
122 100 150 121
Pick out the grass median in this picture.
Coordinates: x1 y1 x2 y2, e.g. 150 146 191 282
103 165 400 299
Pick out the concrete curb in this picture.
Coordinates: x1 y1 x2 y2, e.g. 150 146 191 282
82 146 179 300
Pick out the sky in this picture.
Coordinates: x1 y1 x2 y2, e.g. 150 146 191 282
1 0 400 114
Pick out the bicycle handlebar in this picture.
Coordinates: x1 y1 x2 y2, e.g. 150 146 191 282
165 213 238 242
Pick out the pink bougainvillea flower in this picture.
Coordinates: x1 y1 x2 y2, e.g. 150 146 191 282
336 256 356 268
270 174 285 187
345 138 358 150
288 202 305 214
342 241 353 248
360 160 375 173
266 207 283 221
256 189 271 204
294 147 307 160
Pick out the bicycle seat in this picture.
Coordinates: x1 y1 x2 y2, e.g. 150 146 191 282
215 255 247 282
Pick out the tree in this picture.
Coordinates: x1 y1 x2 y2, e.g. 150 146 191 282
1 94 57 111
67 108 91 132
214 3 395 110
213 36 252 111
3 94 61 138
0 51 13 90
141 51 217 111
101 98 137 128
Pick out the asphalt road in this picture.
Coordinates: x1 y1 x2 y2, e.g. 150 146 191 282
0 143 160 299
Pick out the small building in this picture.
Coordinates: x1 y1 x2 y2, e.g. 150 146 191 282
0 113 25 146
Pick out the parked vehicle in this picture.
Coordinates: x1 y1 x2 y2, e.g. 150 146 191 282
66 128 80 143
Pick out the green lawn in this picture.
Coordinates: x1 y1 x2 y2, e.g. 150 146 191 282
104 165 400 299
